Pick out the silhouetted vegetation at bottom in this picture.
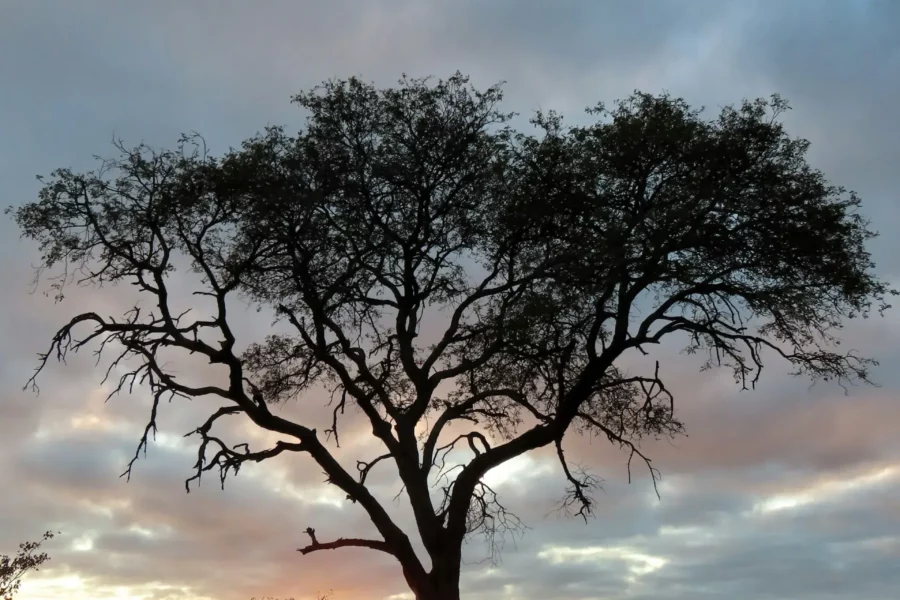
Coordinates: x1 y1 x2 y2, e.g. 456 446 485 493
251 593 330 600
10 72 893 600
0 532 56 600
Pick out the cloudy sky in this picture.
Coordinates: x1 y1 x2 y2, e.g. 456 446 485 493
2 1 900 599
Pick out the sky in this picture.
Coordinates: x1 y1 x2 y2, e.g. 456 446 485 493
1 1 899 599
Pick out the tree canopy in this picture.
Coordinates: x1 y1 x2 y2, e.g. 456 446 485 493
9 73 892 600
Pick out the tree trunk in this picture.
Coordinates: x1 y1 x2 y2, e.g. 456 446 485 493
406 553 462 600
413 578 460 600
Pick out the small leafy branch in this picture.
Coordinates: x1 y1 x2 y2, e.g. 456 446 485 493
0 531 57 600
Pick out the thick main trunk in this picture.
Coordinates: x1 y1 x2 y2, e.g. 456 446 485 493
406 552 462 600
412 577 461 600
416 589 460 600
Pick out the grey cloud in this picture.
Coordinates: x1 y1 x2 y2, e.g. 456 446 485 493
5 422 392 599
3 1 900 599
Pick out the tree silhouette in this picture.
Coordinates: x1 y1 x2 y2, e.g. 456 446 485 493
9 73 892 600
1 532 55 600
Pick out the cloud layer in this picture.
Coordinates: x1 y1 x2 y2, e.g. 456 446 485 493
2 1 899 599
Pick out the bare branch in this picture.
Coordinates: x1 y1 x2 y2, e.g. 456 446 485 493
554 439 602 522
297 527 392 557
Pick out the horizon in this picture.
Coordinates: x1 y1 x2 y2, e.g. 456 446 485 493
2 1 899 599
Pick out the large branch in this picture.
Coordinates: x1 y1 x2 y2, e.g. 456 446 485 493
277 304 400 447
30 279 427 582
420 388 549 476
277 245 449 558
297 527 392 556
441 345 621 545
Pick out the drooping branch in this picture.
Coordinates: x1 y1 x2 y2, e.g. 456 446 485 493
459 480 527 567
554 439 602 522
575 411 662 497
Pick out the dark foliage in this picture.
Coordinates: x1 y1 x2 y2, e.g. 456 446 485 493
9 73 892 600
0 532 56 600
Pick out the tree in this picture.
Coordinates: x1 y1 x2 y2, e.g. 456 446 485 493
9 73 892 600
1 532 55 600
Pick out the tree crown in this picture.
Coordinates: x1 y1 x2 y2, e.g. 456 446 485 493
10 73 892 597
